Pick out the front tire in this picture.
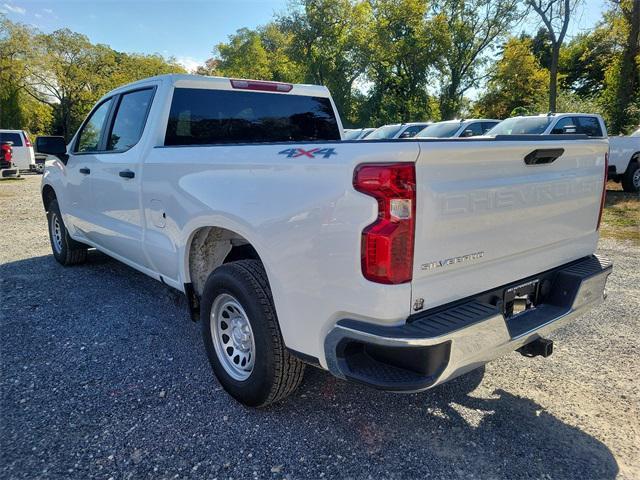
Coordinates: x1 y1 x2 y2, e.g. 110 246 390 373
47 199 88 266
201 260 305 407
621 161 639 193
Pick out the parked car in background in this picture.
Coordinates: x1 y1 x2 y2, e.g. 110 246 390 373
343 128 375 140
0 130 35 172
34 136 62 174
1 140 19 178
608 127 639 193
39 74 611 407
486 113 606 138
365 122 431 140
414 119 500 138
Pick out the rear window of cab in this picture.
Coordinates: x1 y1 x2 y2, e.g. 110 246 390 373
0 132 23 147
164 88 341 145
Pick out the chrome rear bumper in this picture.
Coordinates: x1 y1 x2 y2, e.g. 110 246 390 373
324 255 612 392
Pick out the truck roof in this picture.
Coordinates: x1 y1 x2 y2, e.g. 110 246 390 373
103 74 332 100
435 118 499 124
512 113 604 119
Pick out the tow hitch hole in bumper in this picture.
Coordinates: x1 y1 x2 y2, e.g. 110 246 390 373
518 338 554 358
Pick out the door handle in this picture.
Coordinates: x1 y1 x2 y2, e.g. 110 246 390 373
119 169 135 179
79 167 90 175
524 148 564 165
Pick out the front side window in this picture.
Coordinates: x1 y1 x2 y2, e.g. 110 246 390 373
399 125 427 138
165 88 340 145
75 98 113 152
108 88 154 151
551 117 578 134
460 122 484 137
0 132 23 146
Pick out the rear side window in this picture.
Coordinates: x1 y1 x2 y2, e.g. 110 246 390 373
0 132 23 147
165 88 340 145
108 88 154 151
576 116 603 137
75 98 114 152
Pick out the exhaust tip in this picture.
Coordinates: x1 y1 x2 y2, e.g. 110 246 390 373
518 338 553 358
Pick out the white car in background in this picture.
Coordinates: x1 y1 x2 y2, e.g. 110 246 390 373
415 119 500 138
608 128 639 193
365 122 431 140
0 130 35 172
486 113 607 138
343 128 375 140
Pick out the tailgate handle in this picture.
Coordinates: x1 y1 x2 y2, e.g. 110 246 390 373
524 148 564 165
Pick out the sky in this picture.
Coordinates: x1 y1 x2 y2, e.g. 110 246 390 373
1 0 608 73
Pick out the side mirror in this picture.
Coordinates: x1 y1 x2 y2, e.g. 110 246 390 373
35 136 68 163
562 125 577 134
461 129 474 137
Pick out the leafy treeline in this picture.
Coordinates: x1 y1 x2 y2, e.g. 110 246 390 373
1 0 639 138
199 0 639 133
0 18 185 139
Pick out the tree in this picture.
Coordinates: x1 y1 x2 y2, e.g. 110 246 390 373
279 0 373 123
201 24 304 82
19 28 184 139
19 29 105 138
361 0 447 125
530 27 553 69
0 17 55 135
609 0 640 133
474 36 548 118
433 0 521 119
559 26 619 97
526 0 579 112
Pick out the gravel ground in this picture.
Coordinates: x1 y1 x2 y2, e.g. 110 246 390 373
1 175 639 480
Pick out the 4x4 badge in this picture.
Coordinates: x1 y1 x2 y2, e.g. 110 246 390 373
278 148 337 159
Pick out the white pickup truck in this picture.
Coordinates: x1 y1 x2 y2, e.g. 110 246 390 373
608 128 639 193
39 74 612 407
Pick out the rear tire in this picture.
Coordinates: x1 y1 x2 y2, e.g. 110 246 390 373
200 259 305 407
47 199 88 266
621 161 639 193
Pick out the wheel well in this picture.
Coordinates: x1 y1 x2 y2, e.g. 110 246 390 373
42 185 56 211
187 226 260 297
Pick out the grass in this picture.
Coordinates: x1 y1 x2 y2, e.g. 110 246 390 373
600 181 640 245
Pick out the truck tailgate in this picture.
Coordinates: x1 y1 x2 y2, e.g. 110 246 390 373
411 138 608 310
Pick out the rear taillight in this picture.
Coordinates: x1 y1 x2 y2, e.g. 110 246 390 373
596 152 608 230
230 79 293 92
1 142 12 163
23 131 32 147
354 163 416 284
